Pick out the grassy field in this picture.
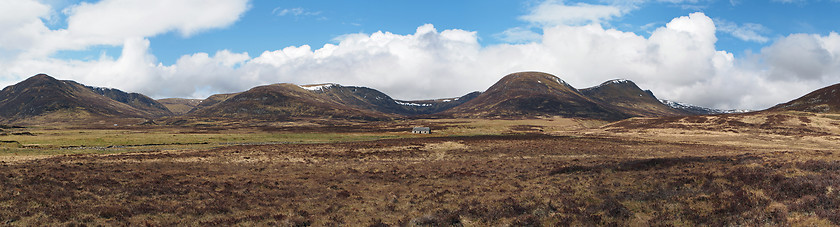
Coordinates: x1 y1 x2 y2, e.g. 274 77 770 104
2 115 840 225
0 128 405 158
0 117 601 158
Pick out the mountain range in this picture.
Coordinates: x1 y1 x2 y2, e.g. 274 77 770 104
1 72 835 125
0 74 170 124
659 100 752 115
176 71 685 122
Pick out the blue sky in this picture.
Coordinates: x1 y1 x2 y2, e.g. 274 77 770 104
56 0 529 64
2 0 840 109
54 0 840 64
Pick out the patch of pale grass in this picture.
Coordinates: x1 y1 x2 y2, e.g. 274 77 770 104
421 141 468 152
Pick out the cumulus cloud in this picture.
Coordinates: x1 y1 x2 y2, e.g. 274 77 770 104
762 33 840 81
3 0 840 111
715 19 769 43
0 13 740 104
0 0 249 90
0 0 249 60
0 0 52 60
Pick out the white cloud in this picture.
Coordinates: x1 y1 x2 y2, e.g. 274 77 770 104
0 0 250 60
61 0 249 43
2 13 744 106
772 0 807 3
496 27 542 43
715 19 769 43
272 7 321 17
3 1 840 111
0 0 250 89
520 0 625 26
0 0 52 60
762 33 840 81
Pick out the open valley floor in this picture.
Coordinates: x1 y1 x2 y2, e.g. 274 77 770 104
3 114 840 226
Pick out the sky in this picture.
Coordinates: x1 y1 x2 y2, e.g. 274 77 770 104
1 0 840 110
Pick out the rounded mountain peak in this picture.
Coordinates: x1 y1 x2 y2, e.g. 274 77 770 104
2 74 64 94
31 73 54 79
299 83 342 91
498 71 569 85
486 72 576 94
601 79 633 86
586 79 641 91
19 73 59 84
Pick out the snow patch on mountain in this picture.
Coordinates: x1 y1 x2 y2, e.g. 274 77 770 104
589 79 632 90
300 83 339 91
395 100 432 107
441 97 459 103
660 99 752 114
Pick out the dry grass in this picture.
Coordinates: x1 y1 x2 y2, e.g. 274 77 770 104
2 116 840 225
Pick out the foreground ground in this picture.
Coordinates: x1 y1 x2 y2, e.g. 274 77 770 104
2 114 840 225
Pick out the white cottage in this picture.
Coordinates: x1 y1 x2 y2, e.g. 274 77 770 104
412 127 431 134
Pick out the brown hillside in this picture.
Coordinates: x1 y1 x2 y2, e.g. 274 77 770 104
442 72 630 120
191 92 240 111
87 86 173 117
187 83 394 121
0 74 163 124
769 82 840 113
300 83 479 116
581 79 691 117
158 98 202 115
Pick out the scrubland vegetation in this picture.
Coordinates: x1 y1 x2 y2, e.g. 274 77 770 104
2 115 840 225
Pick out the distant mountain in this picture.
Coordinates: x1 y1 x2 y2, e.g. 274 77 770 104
0 74 169 124
186 83 394 121
87 86 172 117
1 71 716 124
581 79 690 117
301 83 479 116
193 92 240 110
660 100 751 115
300 83 407 115
157 98 202 115
392 92 481 116
768 82 840 113
441 72 631 120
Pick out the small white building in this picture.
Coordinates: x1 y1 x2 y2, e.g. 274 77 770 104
412 127 431 134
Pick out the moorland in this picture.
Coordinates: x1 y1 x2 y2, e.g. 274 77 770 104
2 72 840 225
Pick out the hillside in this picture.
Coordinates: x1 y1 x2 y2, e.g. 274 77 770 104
0 71 726 124
87 86 172 117
442 72 631 120
190 93 240 111
0 74 165 124
300 83 407 115
301 83 479 116
768 82 840 113
186 83 394 121
393 92 482 116
580 79 690 117
660 99 751 115
157 98 202 115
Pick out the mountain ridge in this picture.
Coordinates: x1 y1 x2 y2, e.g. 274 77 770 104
2 72 766 124
580 79 691 117
0 74 171 124
185 83 395 121
441 72 634 120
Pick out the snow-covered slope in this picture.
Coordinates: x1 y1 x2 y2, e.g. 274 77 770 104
659 100 751 115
